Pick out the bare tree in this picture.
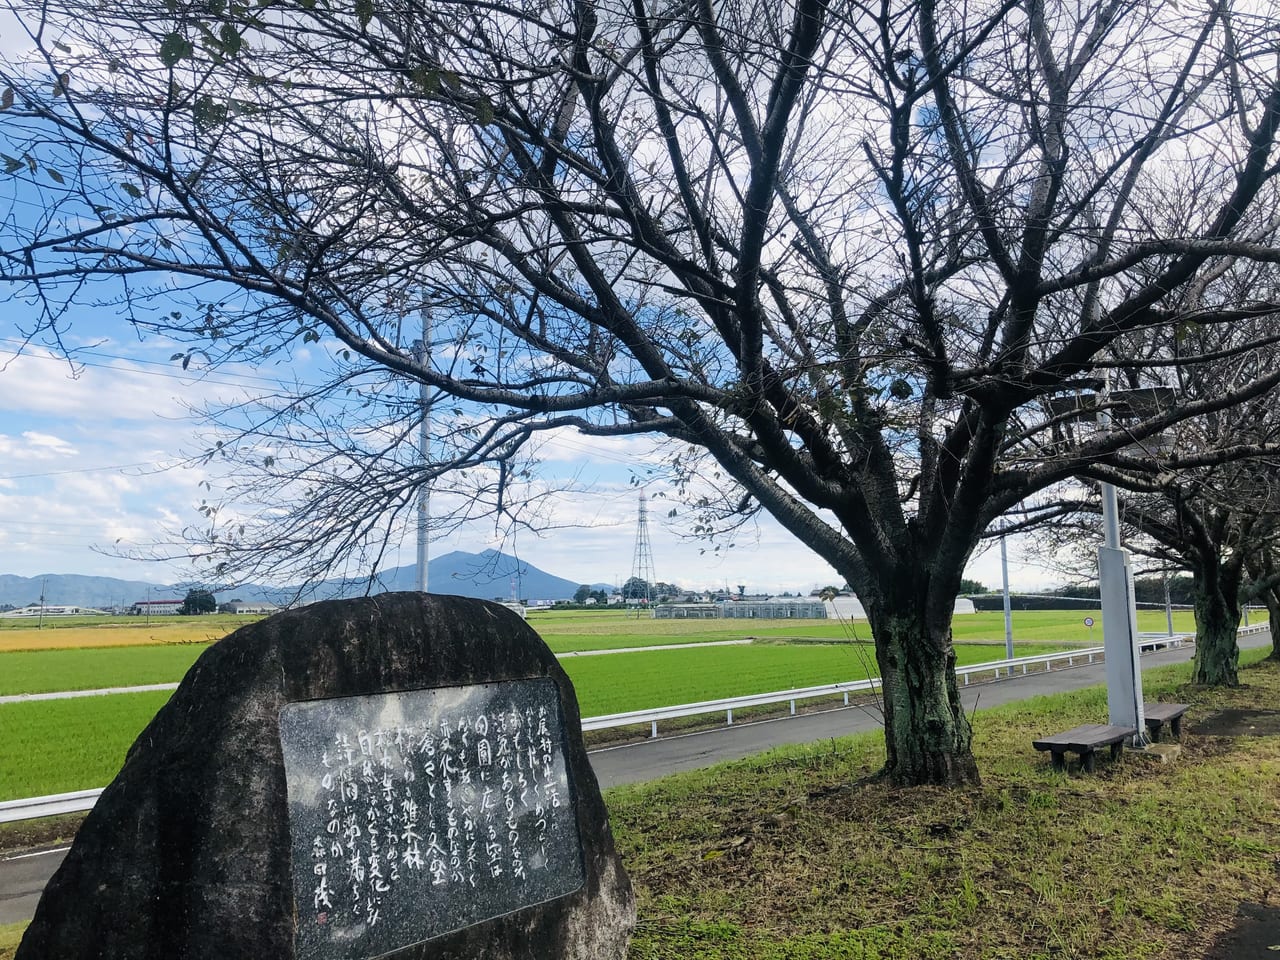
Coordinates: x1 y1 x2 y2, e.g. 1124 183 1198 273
4 0 1280 785
1020 313 1280 685
1245 550 1280 662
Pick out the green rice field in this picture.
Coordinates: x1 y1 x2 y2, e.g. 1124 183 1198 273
0 608 1204 696
0 606 1247 801
0 638 1076 800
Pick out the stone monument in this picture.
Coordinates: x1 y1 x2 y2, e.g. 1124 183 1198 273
16 593 635 960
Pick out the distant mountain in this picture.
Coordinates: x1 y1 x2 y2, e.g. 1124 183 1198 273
307 550 599 603
0 573 179 610
0 551 605 609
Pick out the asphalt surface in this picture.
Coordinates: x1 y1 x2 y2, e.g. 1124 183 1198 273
2 631 1271 927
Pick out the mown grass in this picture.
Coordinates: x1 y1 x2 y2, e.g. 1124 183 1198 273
0 924 23 960
611 649 1280 960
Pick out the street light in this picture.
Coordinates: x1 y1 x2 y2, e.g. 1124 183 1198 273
1049 384 1175 746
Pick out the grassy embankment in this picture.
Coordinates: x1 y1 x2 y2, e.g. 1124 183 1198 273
612 649 1280 959
3 650 1277 959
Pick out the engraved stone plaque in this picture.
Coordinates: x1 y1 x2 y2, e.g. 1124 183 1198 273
278 678 586 960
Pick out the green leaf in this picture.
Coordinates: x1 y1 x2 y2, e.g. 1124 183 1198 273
159 32 193 67
355 0 373 28
302 330 320 343
120 182 143 198
54 41 71 53
474 95 493 126
410 66 439 95
219 23 242 56
194 94 227 129
889 377 912 400
46 167 65 184
1 87 14 111
1 154 22 175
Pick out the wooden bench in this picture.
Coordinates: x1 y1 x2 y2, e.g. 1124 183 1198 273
1033 724 1138 773
1143 703 1190 743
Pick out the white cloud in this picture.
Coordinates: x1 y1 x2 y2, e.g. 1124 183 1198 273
0 430 77 461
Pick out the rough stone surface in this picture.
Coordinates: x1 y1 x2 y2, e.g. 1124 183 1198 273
1124 743 1181 764
1202 902 1280 959
1193 708 1280 737
16 593 635 960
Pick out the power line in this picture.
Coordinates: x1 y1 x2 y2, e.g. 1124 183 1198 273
0 459 185 481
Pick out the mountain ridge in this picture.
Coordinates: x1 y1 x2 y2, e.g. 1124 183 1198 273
0 551 612 609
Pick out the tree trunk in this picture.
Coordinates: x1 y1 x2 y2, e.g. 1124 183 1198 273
1266 589 1280 661
867 601 980 787
1190 573 1241 686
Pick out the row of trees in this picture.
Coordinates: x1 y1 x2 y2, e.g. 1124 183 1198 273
4 0 1280 785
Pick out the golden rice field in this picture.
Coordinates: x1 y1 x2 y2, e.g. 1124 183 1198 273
0 615 260 653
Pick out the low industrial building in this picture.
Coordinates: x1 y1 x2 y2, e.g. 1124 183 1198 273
654 596 979 621
654 598 828 619
129 599 184 616
219 601 281 615
0 604 108 618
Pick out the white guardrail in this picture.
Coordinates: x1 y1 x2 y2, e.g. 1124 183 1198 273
2 626 1269 825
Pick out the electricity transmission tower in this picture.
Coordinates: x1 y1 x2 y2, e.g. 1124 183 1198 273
629 492 656 613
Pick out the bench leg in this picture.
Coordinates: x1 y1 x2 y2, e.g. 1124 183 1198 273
1050 751 1066 773
1170 716 1182 741
1147 721 1163 743
1082 750 1097 774
1110 741 1124 762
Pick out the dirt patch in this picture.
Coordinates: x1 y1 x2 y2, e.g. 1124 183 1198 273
1192 708 1280 737
0 813 84 857
1202 903 1280 959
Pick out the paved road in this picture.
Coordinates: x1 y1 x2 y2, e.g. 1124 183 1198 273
2 631 1270 926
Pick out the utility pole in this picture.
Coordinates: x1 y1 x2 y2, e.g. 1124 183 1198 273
38 577 46 629
1163 567 1174 636
629 493 656 616
1000 533 1013 662
415 306 433 594
1098 384 1146 745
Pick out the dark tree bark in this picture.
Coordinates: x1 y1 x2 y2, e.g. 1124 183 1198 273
866 594 979 785
1190 566 1243 686
1244 551 1280 661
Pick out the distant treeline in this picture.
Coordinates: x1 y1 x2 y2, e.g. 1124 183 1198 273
967 576 1200 611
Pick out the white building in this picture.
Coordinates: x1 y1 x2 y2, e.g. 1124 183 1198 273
0 604 108 618
129 599 184 616
823 596 978 619
220 601 281 615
